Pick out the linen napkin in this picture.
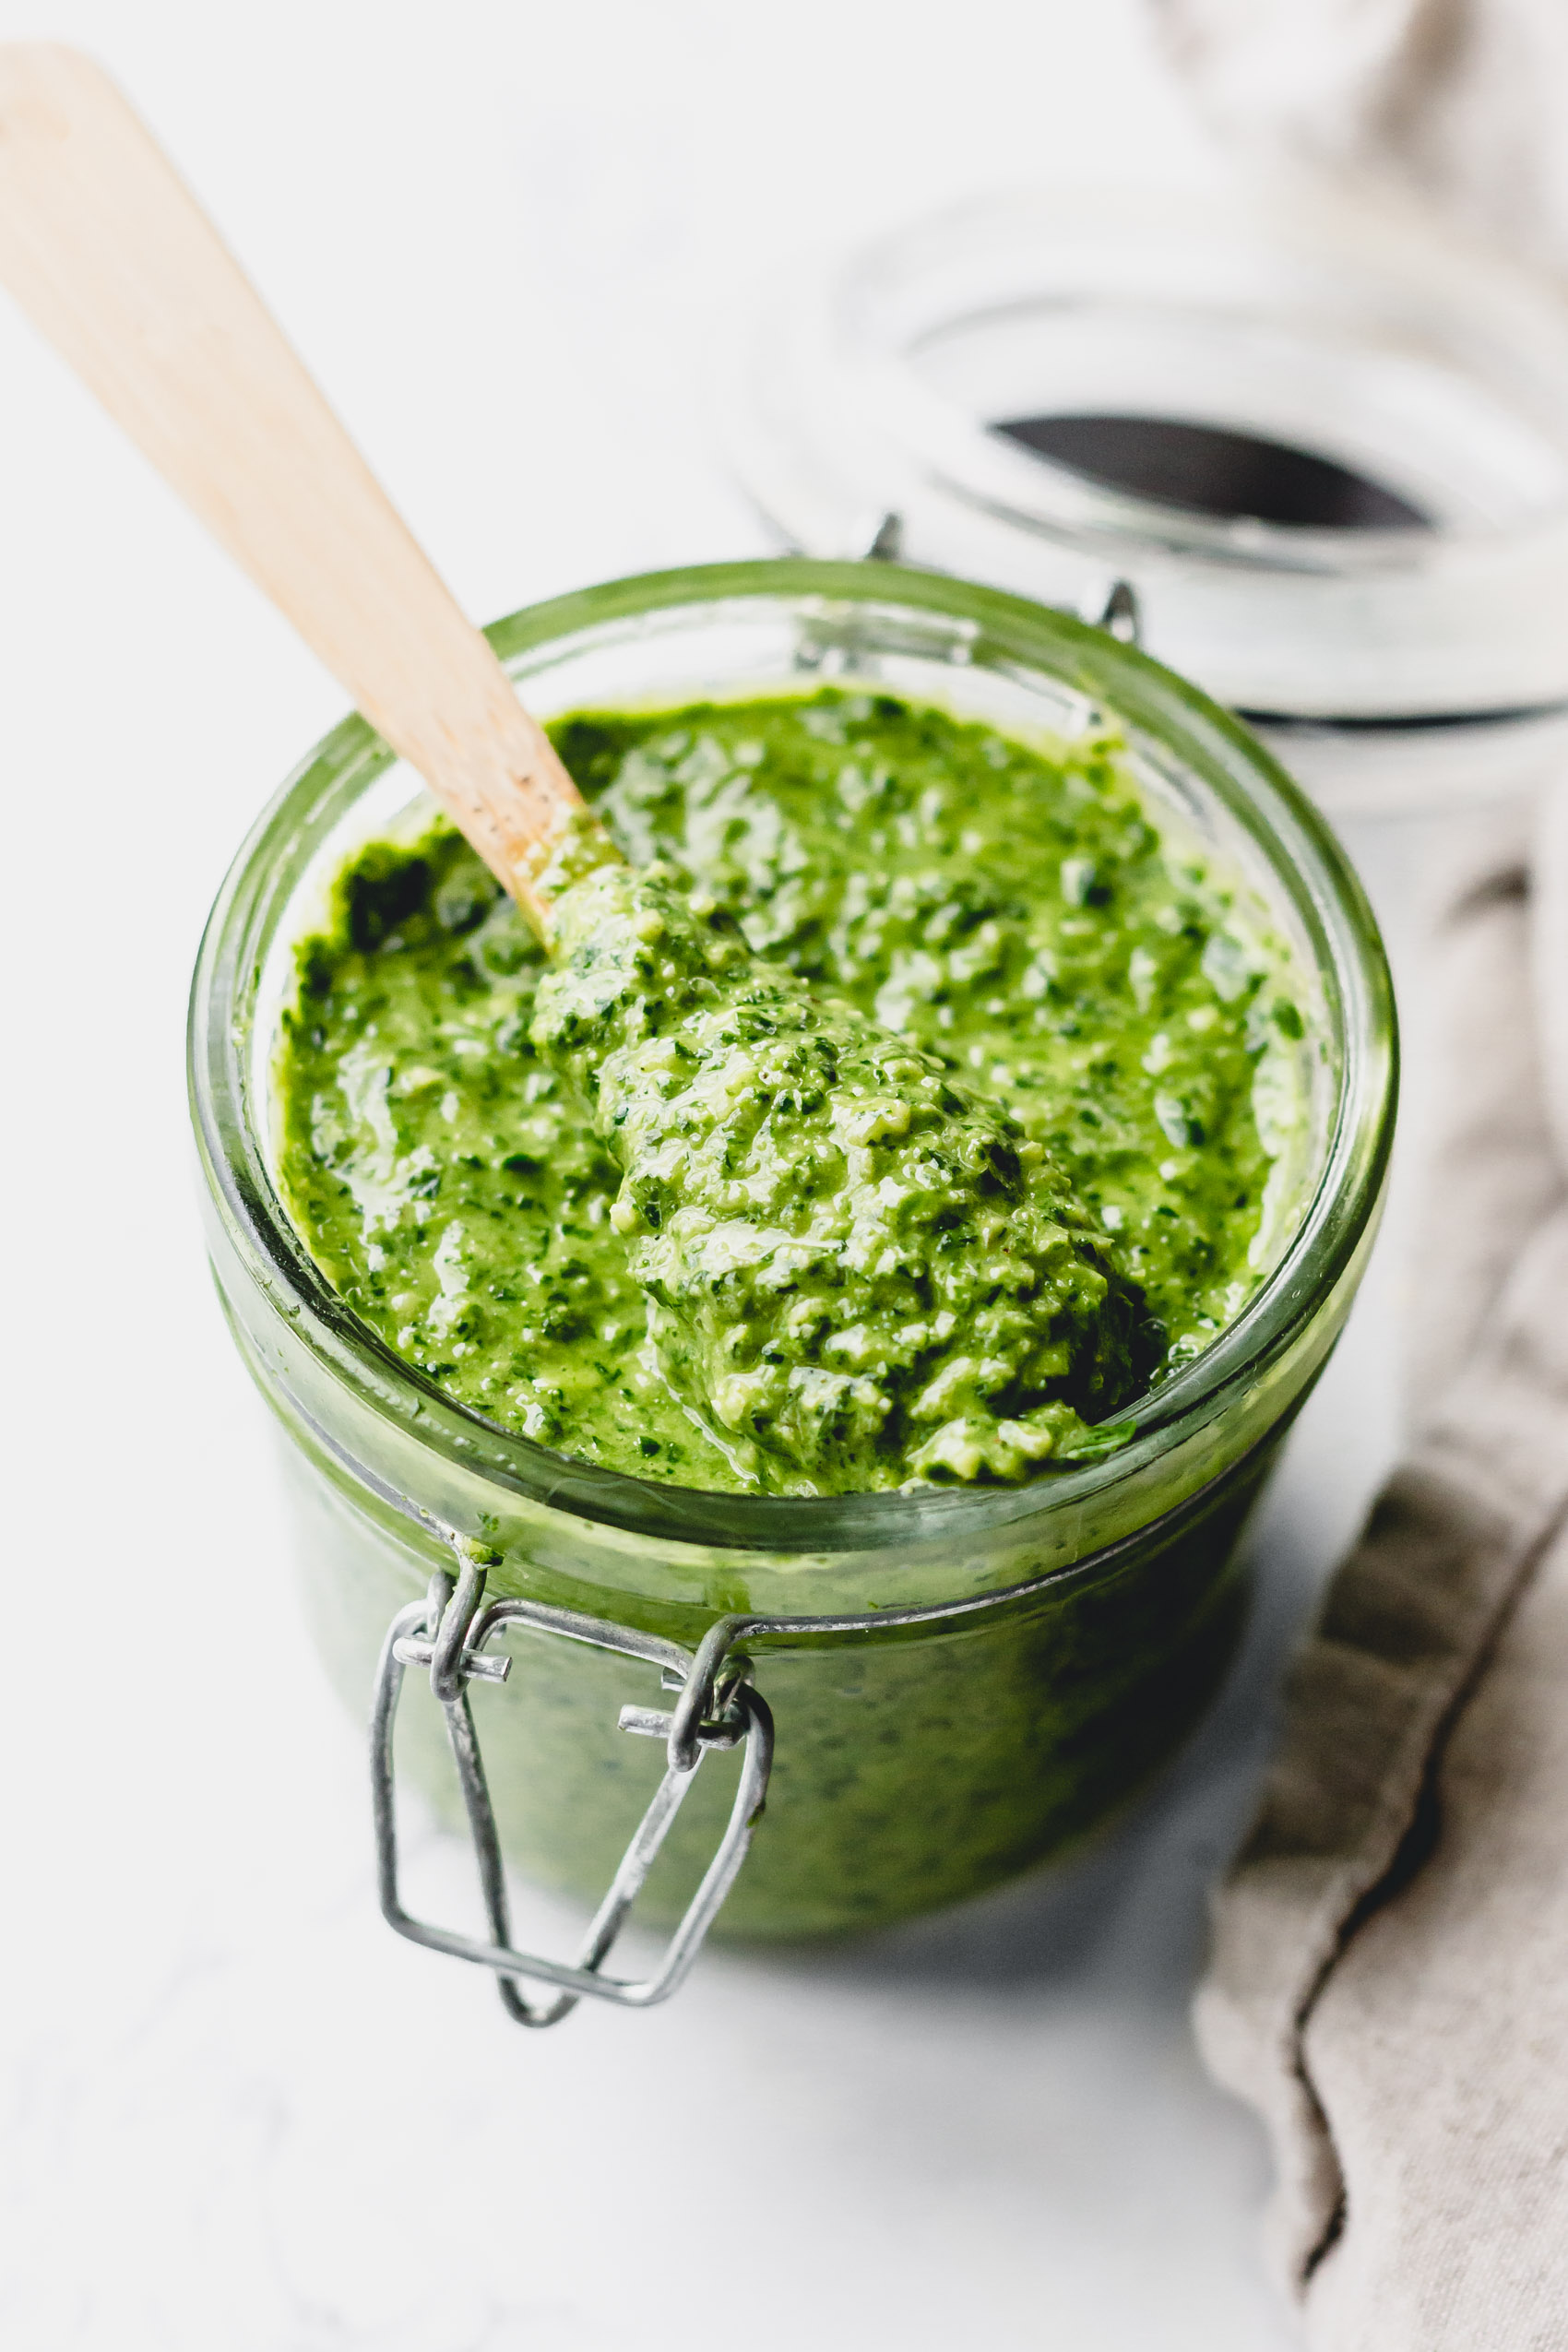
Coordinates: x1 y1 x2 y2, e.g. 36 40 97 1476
1192 794 1568 2342
1147 0 1568 285
1142 8 1568 2334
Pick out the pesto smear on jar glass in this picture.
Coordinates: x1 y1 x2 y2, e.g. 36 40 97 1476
276 690 1304 1495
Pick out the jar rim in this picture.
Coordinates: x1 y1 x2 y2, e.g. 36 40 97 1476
188 556 1396 1557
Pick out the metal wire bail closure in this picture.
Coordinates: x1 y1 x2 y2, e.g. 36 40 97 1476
370 1538 775 2028
365 1481 1217 2025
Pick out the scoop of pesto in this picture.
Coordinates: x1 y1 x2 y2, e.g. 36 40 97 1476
277 691 1302 1495
533 860 1152 1485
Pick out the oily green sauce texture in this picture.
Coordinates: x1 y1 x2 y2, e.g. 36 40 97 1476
277 691 1302 1495
533 861 1149 1487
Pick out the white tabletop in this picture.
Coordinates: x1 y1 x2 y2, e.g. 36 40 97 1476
0 6 1419 2344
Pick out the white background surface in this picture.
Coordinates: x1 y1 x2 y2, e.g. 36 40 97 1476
0 6 1422 2346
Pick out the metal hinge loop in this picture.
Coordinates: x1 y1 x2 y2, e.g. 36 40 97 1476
370 1545 774 2029
361 1465 1199 2026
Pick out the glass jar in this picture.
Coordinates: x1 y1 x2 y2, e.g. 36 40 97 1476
727 180 1568 815
189 558 1395 1963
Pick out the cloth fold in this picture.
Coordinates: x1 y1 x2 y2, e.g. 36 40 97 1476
1194 801 1568 2341
1144 7 1568 2332
1147 0 1568 289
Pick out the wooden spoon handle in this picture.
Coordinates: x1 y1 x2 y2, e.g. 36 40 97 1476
0 43 602 935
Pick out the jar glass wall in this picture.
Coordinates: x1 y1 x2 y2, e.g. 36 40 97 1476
189 559 1396 1939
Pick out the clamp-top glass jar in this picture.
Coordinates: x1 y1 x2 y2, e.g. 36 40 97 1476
189 559 1395 2011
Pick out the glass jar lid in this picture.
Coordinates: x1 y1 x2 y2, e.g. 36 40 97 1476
727 176 1568 732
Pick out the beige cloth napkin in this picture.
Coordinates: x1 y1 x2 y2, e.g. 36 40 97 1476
1192 797 1568 2340
1147 0 1568 287
1143 8 1568 2334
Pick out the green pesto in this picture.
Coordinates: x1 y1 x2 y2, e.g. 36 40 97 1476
534 860 1150 1488
276 691 1301 1495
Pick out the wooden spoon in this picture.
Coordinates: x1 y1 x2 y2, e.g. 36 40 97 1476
0 44 1154 1500
0 42 613 939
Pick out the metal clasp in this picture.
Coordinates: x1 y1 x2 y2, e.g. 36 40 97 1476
1085 576 1143 646
371 1544 774 2028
